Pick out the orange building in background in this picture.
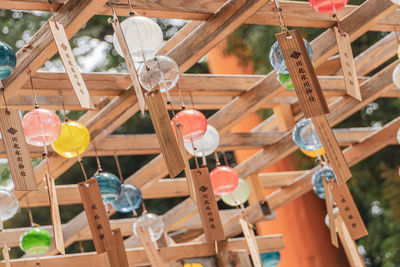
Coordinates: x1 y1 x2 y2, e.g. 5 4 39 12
207 40 348 267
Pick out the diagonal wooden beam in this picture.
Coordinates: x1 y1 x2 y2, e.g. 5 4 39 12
4 1 399 32
1 0 106 105
0 235 284 267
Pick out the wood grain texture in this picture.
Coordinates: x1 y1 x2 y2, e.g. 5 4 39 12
0 235 284 267
78 178 114 254
0 109 37 191
145 89 185 178
334 27 361 101
136 227 169 267
45 173 65 255
276 29 329 117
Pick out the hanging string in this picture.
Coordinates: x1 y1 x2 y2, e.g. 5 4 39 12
78 241 84 253
190 138 200 170
58 90 69 122
155 57 173 104
332 3 345 35
272 0 288 33
175 83 186 110
58 91 88 180
92 144 102 174
47 0 58 29
221 150 229 166
214 151 221 166
189 92 195 109
26 200 38 227
126 0 137 16
395 28 400 45
141 201 148 214
113 153 124 184
0 80 10 115
29 73 39 109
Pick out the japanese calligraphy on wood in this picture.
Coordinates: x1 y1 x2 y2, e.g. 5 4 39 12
331 181 368 241
312 115 352 186
239 218 262 267
322 176 338 248
45 172 65 255
109 10 146 115
175 120 197 202
0 109 37 191
78 178 114 254
145 88 185 178
136 227 168 267
276 29 329 118
49 20 94 110
191 167 225 241
334 27 362 101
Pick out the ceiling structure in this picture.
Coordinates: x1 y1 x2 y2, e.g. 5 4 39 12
0 0 399 266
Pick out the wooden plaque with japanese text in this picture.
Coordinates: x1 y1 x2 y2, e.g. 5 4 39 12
334 27 362 101
145 89 185 178
49 20 94 110
276 29 329 118
78 178 114 254
0 109 37 191
312 115 352 186
331 182 368 240
109 10 146 115
46 172 65 255
191 167 225 241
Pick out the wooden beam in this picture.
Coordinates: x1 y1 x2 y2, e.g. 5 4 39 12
0 235 284 267
3 1 399 32
1 0 105 105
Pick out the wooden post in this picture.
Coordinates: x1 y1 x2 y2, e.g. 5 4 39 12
247 173 265 204
239 218 262 267
111 228 129 267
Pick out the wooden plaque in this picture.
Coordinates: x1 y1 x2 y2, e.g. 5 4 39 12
78 178 114 254
322 177 338 248
0 109 37 191
145 89 185 178
175 120 197 202
331 182 368 240
109 10 146 115
136 227 168 267
312 115 352 186
49 20 94 110
334 27 362 101
335 214 366 267
276 29 329 118
108 228 129 267
45 172 65 255
239 218 262 267
191 167 225 241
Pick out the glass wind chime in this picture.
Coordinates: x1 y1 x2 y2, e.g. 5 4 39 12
0 41 19 260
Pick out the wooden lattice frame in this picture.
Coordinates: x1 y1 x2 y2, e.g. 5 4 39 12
0 0 399 265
